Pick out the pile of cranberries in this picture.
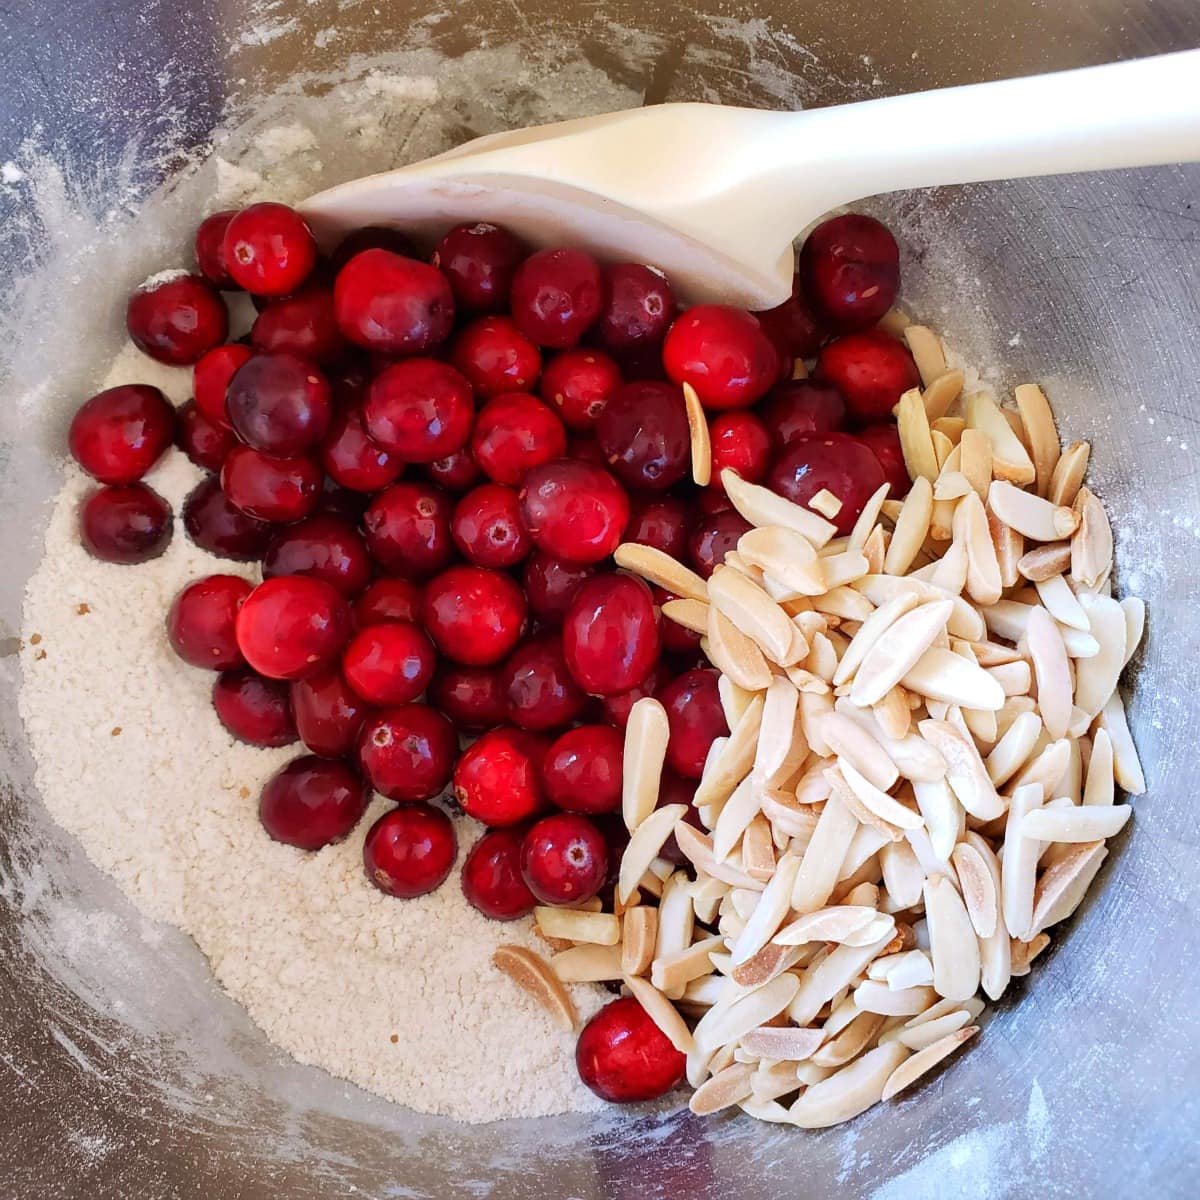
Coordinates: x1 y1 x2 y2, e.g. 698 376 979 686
68 198 913 1105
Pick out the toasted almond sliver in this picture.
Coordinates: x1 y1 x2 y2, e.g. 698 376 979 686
964 392 1036 485
550 943 625 982
881 477 932 576
742 813 777 882
790 793 861 915
789 1042 910 1128
622 697 670 832
819 711 899 792
910 777 959 862
1074 593 1127 719
952 491 1002 605
903 324 947 387
707 605 774 691
534 907 621 946
709 565 796 664
1083 728 1115 807
933 469 972 501
958 427 992 500
838 759 923 831
682 381 712 486
1097 691 1146 796
1001 783 1044 940
738 525 826 595
492 946 577 1032
752 676 801 785
902 646 1005 711
874 686 912 741
1048 441 1090 507
693 971 801 1056
674 822 765 892
812 1010 887 1067
987 660 1032 697
881 1027 977 1101
730 853 803 965
1120 597 1146 667
618 804 688 903
1025 606 1073 740
988 479 1077 542
950 841 998 938
722 469 837 548
924 873 982 1001
856 575 984 641
788 930 896 1026
661 598 709 635
621 906 658 976
810 488 843 520
651 934 722 995
614 542 708 602
1071 487 1114 589
851 600 954 707
717 675 756 729
1029 841 1109 937
775 905 880 946
689 1062 756 1115
696 693 764 809
1020 805 1131 843
833 593 920 688
923 368 965 421
1017 541 1072 582
623 973 696 1054
917 719 1004 821
1010 932 1051 976
741 1026 825 1061
713 776 762 861
896 387 939 482
1013 383 1061 499
853 981 937 1017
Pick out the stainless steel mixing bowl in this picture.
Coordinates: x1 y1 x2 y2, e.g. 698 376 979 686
2 1 1198 1195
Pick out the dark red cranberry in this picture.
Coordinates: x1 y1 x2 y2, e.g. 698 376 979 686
658 770 702 865
768 432 888 535
68 384 175 484
522 552 596 625
518 459 629 564
259 755 368 850
251 285 347 365
624 495 694 561
858 422 911 501
600 661 670 730
319 404 405 492
541 725 623 815
421 565 526 666
428 664 507 731
329 225 416 273
596 262 676 352
799 213 900 331
451 316 541 399
316 484 368 524
354 579 422 627
760 379 846 453
688 508 752 578
576 996 686 1102
539 349 622 432
357 704 457 802
363 804 456 898
521 813 607 905
426 447 482 493
654 587 703 656
127 274 228 366
79 484 172 564
166 574 252 670
753 274 825 359
263 514 371 597
563 574 660 696
334 249 455 355
221 445 322 523
212 668 297 747
193 343 254 428
176 400 237 471
363 359 474 464
501 634 588 732
510 248 604 348
662 305 778 411
342 621 436 706
470 393 566 486
658 668 728 779
223 202 317 296
451 484 529 569
235 575 351 680
453 727 547 825
182 475 275 561
290 667 371 758
461 828 537 920
708 410 771 492
226 352 332 456
697 489 734 516
362 481 455 578
194 210 239 289
815 329 920 422
565 436 609 467
594 381 690 492
432 222 526 314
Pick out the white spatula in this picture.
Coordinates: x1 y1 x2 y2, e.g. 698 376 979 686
301 50 1200 308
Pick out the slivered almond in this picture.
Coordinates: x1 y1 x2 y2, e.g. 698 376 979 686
851 600 954 707
918 719 1004 820
614 542 708 601
1021 805 1130 842
534 907 620 945
689 1062 756 1115
775 905 880 945
853 981 937 1017
965 392 1036 485
813 1011 886 1066
623 974 696 1054
910 777 959 861
717 675 756 728
762 787 820 839
730 852 803 965
821 549 871 590
1120 597 1146 666
550 943 624 982
890 1008 973 1050
738 525 826 595
837 760 923 831
855 575 984 641
730 942 808 989
933 470 973 501
753 675 801 786
874 687 911 741
902 646 1005 710
789 1043 910 1127
1029 841 1109 937
622 697 670 831
950 841 998 938
788 929 896 1027
951 491 1001 605
833 593 920 687
923 368 965 421
810 488 843 520
880 1027 976 1101
707 605 774 691
651 935 723 995
1074 593 1126 718
1097 691 1146 795
848 483 892 552
1018 541 1072 582
790 792 861 915
1014 383 1061 497
1071 487 1113 589
987 660 1032 697
742 814 777 882
1001 784 1044 940
958 427 992 499
863 524 888 574
693 972 800 1056
492 946 577 1032
709 565 796 663
905 994 985 1030
1083 728 1115 807
924 873 981 1001
1048 440 1090 506
903 324 947 387
1025 606 1072 739
896 387 939 482
619 804 687 903
883 478 933 576
674 823 764 891
814 585 877 622
819 711 899 791
682 381 711 486
713 777 762 861
722 469 837 547
933 416 967 443
932 429 955 471
661 598 709 635
741 1026 825 1061
621 906 658 976
988 480 1077 542
1008 738 1071 801
985 711 1043 787
1010 932 1050 976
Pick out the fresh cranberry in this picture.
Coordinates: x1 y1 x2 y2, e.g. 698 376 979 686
697 489 734 516
768 432 888 535
658 770 702 865
522 552 595 625
450 484 529 569
595 381 690 492
596 262 676 352
357 704 457 802
624 495 693 560
251 285 347 365
662 305 778 410
470 393 566 486
541 725 623 815
451 316 542 399
654 587 703 656
221 445 322 523
334 249 454 355
563 574 659 696
262 514 372 597
432 222 526 313
259 756 368 850
426 448 482 493
600 661 670 730
212 668 297 747
517 459 629 564
68 384 175 485
166 574 252 669
521 813 607 905
501 634 588 732
363 359 474 464
799 213 900 331
753 274 825 359
79 484 172 564
362 481 455 578
194 210 239 288
708 410 771 491
176 401 237 471
226 352 332 456
316 484 368 525
421 565 526 666
290 667 371 758
428 664 507 731
510 248 604 348
858 422 911 501
539 349 622 432
193 343 254 428
815 329 920 422
688 508 752 578
329 226 416 273
565 436 609 467
453 727 547 825
760 379 846 452
576 996 686 1102
461 828 537 920
363 804 456 898
235 575 351 680
354 579 422 627
658 668 728 779
182 475 275 561
319 404 404 492
127 274 228 365
223 202 317 296
341 621 436 706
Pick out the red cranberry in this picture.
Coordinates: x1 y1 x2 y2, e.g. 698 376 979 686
357 704 457 801
541 725 623 815
426 448 482 493
518 459 629 564
194 210 239 288
539 349 622 432
760 379 846 452
600 661 670 730
451 316 542 399
262 514 372 597
251 285 347 365
362 481 455 578
624 495 693 561
317 484 368 525
453 727 547 825
470 393 566 486
451 484 529 569
334 249 454 355
697 489 734 516
858 422 911 501
753 274 825 359
330 226 416 273
688 508 752 578
223 202 317 296
563 574 659 696
319 404 404 492
815 329 919 422
422 565 526 666
79 484 172 564
658 770 702 865
363 359 474 463
290 667 371 758
655 587 703 656
342 621 436 706
521 813 607 905
127 274 228 365
167 574 252 670
226 352 332 456
576 996 686 1102
767 432 887 535
182 475 275 561
594 381 690 492
522 552 596 625
510 248 604 348
799 213 900 331
501 634 588 732
428 664 507 731
432 222 526 314
235 575 352 680
596 262 677 351
708 410 771 491
363 804 456 898
68 384 175 485
658 668 728 779
354 579 422 627
565 436 609 468
212 668 297 747
193 343 254 428
662 305 778 410
177 400 237 471
221 445 322 523
259 755 368 850
461 828 537 920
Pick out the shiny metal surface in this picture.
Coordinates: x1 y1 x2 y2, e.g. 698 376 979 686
2 2 1199 1196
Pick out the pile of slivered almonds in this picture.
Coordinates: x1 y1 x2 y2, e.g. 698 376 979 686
494 324 1146 1127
